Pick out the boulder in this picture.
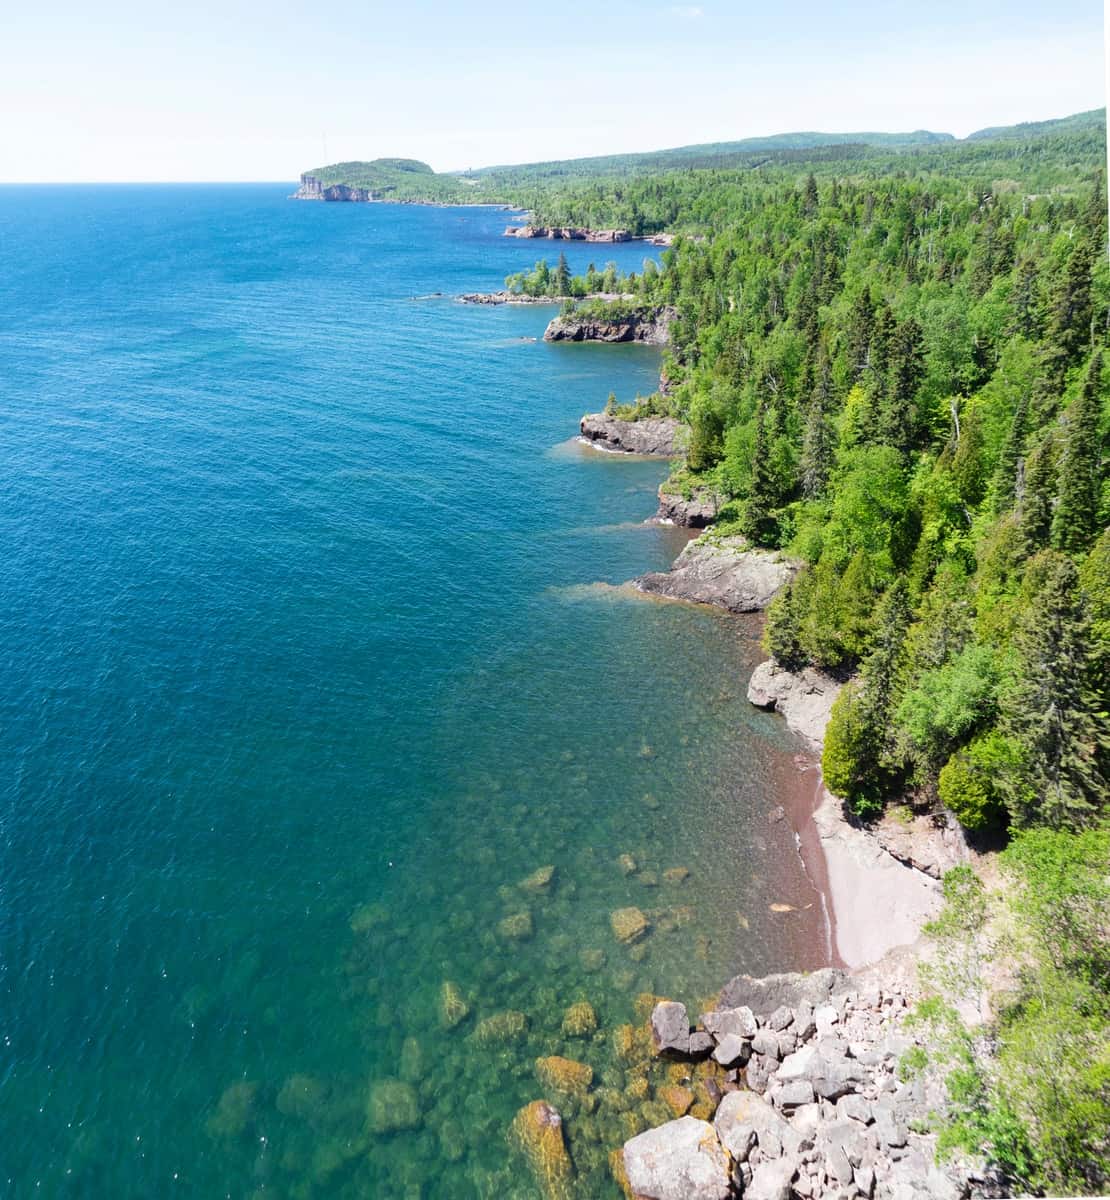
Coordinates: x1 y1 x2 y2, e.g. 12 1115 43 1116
535 1056 593 1097
745 661 842 752
366 1078 420 1133
561 1000 598 1038
714 1091 796 1161
745 1159 796 1200
688 1030 714 1058
511 1100 575 1200
651 1001 691 1058
579 413 682 456
701 1006 757 1041
636 536 796 613
622 1116 732 1200
717 969 846 1019
711 1034 750 1067
611 907 651 943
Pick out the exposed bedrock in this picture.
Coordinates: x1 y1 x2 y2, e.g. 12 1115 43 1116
634 536 797 613
579 413 682 456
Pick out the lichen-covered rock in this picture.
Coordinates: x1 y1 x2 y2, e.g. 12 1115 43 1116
366 1078 420 1133
650 1001 691 1058
510 1100 575 1200
635 536 796 613
439 979 470 1029
561 1000 598 1038
622 1116 732 1200
473 1009 528 1044
535 1055 594 1097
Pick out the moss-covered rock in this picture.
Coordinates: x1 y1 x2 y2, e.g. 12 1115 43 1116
438 980 470 1029
206 1080 258 1140
498 910 534 940
610 907 650 944
659 1085 695 1117
561 1000 598 1038
275 1074 327 1122
519 864 556 892
535 1055 594 1097
509 1100 574 1200
473 1009 528 1044
366 1078 421 1134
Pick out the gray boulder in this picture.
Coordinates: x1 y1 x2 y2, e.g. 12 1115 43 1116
579 413 682 456
717 969 846 1018
701 1005 757 1040
745 1158 796 1200
622 1116 732 1200
746 661 843 752
651 1001 691 1059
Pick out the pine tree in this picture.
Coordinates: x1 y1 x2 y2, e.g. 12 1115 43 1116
800 357 834 498
803 173 819 217
855 579 912 776
880 317 925 452
553 251 571 297
998 553 1109 829
1052 351 1104 554
1044 237 1095 377
991 392 1029 514
1019 436 1057 554
740 404 777 544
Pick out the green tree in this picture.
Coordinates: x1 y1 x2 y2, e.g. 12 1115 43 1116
553 251 571 297
997 553 1109 828
1052 350 1104 553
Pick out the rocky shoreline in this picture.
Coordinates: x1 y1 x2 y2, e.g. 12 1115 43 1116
579 413 682 456
544 305 677 346
504 224 674 246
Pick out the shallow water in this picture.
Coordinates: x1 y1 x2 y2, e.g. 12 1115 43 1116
0 186 825 1198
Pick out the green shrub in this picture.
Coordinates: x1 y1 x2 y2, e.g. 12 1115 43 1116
937 747 1003 832
822 682 883 818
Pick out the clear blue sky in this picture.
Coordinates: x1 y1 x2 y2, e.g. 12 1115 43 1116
2 0 1105 181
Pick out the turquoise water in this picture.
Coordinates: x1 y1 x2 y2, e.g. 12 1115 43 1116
0 186 825 1198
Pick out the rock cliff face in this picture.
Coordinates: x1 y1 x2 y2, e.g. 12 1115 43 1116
504 224 632 241
292 174 376 202
544 306 677 345
746 661 842 752
635 536 797 613
579 413 682 456
654 485 722 528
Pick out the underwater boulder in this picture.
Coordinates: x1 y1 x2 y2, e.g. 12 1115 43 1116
561 1000 598 1038
535 1055 594 1097
366 1078 421 1134
510 1100 575 1200
610 907 650 944
438 980 471 1029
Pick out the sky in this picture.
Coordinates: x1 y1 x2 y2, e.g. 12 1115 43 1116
1 0 1105 182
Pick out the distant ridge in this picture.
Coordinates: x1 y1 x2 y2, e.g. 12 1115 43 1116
294 107 1107 203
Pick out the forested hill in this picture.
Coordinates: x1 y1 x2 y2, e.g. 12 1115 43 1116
296 108 1105 205
516 107 1107 1194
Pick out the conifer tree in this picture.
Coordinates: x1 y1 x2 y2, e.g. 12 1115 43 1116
1019 437 1057 554
803 173 819 216
998 554 1109 829
1045 236 1095 376
740 404 777 544
800 355 834 498
991 392 1029 514
554 251 571 297
881 317 925 451
1052 351 1104 554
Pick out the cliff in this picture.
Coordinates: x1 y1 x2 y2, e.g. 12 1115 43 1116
504 224 632 242
293 175 376 202
579 413 682 455
544 305 677 346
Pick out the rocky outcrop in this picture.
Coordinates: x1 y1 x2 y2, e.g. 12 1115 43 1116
635 536 797 613
746 661 842 752
628 978 981 1200
871 809 971 880
623 1116 733 1200
579 413 682 456
544 306 678 345
292 174 375 202
458 291 561 305
654 484 722 528
504 225 632 242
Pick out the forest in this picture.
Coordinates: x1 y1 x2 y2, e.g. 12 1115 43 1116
515 115 1109 1193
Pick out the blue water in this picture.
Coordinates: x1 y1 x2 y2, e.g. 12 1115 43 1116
0 185 824 1198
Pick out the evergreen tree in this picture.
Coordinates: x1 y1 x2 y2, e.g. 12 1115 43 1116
998 553 1109 829
1019 436 1057 554
991 392 1029 514
881 317 925 451
553 251 571 297
1052 351 1104 553
854 579 912 776
803 173 819 217
800 355 834 498
740 403 777 544
1044 236 1095 376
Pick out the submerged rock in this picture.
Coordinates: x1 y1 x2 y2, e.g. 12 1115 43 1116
635 536 796 613
519 864 557 892
622 1116 732 1200
535 1055 594 1097
439 980 470 1029
276 1074 327 1122
611 907 651 944
561 1000 598 1038
205 1081 258 1140
473 1009 528 1044
498 910 534 940
510 1100 575 1200
366 1078 420 1134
